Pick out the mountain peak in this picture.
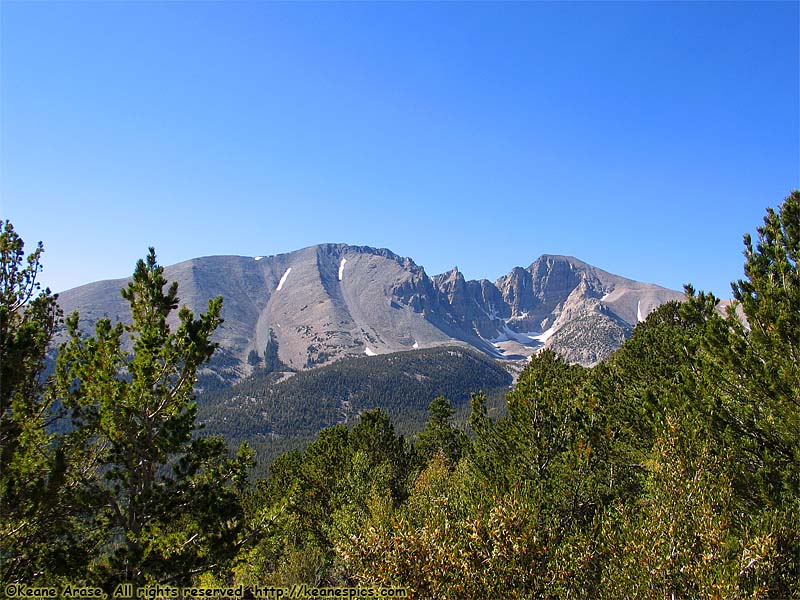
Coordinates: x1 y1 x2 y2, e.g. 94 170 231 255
56 245 686 382
530 254 591 269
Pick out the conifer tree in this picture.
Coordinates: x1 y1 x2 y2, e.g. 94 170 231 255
724 190 800 503
263 327 284 373
692 191 800 596
415 396 466 466
56 248 253 589
0 221 88 583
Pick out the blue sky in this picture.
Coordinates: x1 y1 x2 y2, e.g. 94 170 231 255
2 1 798 298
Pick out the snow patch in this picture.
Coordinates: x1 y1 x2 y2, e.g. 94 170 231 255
504 325 532 344
412 340 419 349
338 258 347 281
364 347 377 356
487 323 557 346
254 256 264 261
276 268 292 291
530 325 557 344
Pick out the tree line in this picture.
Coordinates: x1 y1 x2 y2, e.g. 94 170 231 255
1 191 798 598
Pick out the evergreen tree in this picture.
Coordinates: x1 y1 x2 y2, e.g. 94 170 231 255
247 349 261 367
692 191 800 595
55 248 253 589
263 327 284 374
415 396 467 466
470 350 594 496
0 221 88 583
720 190 800 503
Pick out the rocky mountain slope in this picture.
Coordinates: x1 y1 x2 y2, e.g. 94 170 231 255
56 244 686 384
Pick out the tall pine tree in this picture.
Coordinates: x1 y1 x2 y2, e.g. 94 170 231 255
726 190 800 503
56 248 253 589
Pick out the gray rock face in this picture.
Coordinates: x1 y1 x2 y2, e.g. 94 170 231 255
56 245 686 383
429 254 684 365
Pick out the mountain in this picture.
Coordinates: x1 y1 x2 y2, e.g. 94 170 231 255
56 244 686 385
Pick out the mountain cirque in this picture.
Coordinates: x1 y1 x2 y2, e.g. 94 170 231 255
56 244 686 384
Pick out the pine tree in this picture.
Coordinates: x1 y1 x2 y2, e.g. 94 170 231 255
263 327 284 373
56 248 253 589
0 221 88 584
694 191 800 596
415 396 466 466
725 190 800 503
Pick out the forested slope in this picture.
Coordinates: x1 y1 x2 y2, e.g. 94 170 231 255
197 346 512 471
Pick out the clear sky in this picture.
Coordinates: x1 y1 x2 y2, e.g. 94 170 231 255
1 1 798 298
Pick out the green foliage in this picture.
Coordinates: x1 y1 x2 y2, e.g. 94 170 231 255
414 396 467 466
709 190 800 507
338 453 559 599
235 409 412 586
470 351 607 527
54 248 253 589
0 222 59 410
0 221 87 584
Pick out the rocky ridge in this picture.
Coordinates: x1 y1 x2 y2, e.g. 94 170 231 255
56 244 686 384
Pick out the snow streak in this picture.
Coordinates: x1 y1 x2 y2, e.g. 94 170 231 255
277 268 292 291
